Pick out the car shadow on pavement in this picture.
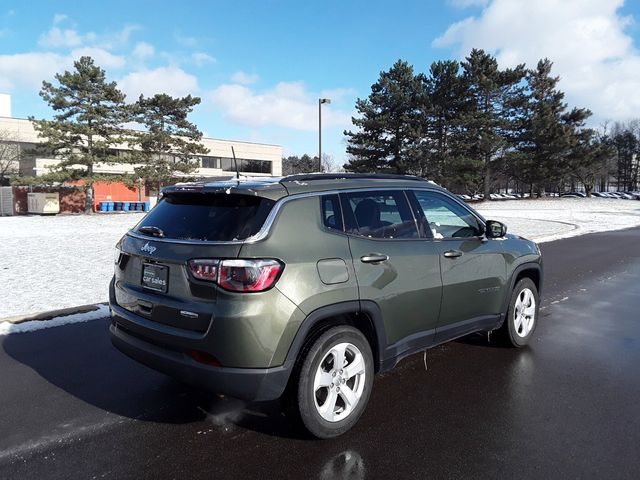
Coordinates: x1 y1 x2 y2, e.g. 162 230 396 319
455 331 513 348
1 318 310 440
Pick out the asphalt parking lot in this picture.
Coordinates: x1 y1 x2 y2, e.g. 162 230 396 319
1 227 640 479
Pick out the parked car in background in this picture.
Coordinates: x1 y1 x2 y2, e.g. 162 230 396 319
109 173 543 438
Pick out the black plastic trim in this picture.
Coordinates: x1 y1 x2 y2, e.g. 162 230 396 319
110 322 289 401
501 262 544 315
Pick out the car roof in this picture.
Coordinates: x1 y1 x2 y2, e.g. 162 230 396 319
162 173 446 200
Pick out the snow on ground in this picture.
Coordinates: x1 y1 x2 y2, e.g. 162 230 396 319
0 198 639 320
0 213 143 319
475 198 640 243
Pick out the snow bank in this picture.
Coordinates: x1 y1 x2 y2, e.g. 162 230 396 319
0 304 110 335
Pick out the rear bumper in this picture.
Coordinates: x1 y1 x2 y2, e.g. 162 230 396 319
109 312 291 402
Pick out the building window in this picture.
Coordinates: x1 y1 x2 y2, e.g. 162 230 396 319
200 156 220 169
220 157 272 174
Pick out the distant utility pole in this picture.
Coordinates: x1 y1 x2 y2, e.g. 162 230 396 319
318 98 331 172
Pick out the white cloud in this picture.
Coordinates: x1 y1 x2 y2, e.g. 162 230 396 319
174 32 198 48
71 47 126 69
38 15 139 51
0 52 72 90
192 52 215 66
209 81 352 131
433 0 640 121
38 26 86 48
132 41 154 58
99 25 140 50
119 66 199 98
52 13 68 25
230 71 259 85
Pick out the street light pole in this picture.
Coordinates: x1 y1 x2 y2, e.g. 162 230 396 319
318 98 331 172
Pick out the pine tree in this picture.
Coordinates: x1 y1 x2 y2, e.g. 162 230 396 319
422 59 474 188
127 94 209 195
282 154 319 175
459 49 526 198
344 60 425 174
566 129 613 196
512 59 591 195
31 56 127 212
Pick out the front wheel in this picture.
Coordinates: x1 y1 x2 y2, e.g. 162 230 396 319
499 278 539 347
296 326 374 439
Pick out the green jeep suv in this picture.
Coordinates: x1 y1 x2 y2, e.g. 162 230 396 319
109 174 542 438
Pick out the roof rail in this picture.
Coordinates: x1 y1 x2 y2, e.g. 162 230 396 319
280 173 429 183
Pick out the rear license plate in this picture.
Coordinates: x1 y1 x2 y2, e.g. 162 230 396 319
142 263 168 293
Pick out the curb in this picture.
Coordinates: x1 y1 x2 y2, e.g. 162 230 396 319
0 302 108 325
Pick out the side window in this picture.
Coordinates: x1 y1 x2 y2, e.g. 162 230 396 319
340 191 418 239
321 195 344 231
412 191 482 239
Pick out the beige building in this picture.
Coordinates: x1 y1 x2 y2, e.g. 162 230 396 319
0 94 283 180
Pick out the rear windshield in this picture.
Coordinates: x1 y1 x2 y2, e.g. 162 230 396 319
135 193 275 241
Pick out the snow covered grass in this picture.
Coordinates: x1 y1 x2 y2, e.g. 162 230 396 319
474 197 640 243
0 213 143 319
0 198 639 320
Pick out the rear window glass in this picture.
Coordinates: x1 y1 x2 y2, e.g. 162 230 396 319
321 195 344 231
135 193 275 241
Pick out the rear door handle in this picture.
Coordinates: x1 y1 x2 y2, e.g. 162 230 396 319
360 254 389 264
443 250 463 258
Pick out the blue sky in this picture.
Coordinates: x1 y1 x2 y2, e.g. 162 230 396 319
2 1 640 168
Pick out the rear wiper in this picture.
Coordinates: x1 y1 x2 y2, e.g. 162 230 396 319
138 226 165 238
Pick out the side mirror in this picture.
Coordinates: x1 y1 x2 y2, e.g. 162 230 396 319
485 220 507 239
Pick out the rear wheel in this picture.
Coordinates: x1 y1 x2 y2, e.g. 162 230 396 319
499 278 539 347
295 326 374 438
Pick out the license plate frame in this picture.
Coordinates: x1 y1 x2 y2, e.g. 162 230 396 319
141 263 169 293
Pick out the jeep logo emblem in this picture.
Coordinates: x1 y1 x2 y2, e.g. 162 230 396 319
141 242 157 255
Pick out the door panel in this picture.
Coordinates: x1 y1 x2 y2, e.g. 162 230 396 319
340 190 442 349
409 190 507 340
436 238 506 327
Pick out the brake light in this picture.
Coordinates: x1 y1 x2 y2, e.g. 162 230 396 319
188 259 283 292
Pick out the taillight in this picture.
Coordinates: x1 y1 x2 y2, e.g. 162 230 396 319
188 259 283 292
188 259 218 281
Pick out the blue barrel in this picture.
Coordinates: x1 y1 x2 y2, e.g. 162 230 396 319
123 202 130 211
115 202 123 211
143 201 150 212
107 202 114 212
100 202 108 212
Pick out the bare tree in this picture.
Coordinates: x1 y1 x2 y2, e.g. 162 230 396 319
321 153 344 173
0 129 21 185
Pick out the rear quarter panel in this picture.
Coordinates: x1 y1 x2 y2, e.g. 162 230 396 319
240 195 359 315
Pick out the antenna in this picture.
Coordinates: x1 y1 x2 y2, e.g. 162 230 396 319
231 146 240 184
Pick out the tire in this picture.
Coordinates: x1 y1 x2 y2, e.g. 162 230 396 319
499 278 539 347
295 326 374 439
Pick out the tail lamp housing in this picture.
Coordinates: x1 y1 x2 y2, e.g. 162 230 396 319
188 258 284 292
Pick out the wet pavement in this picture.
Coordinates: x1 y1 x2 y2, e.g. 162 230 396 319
1 227 640 479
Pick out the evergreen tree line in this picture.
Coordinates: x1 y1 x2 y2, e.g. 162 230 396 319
606 121 640 192
25 56 207 212
343 49 621 197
